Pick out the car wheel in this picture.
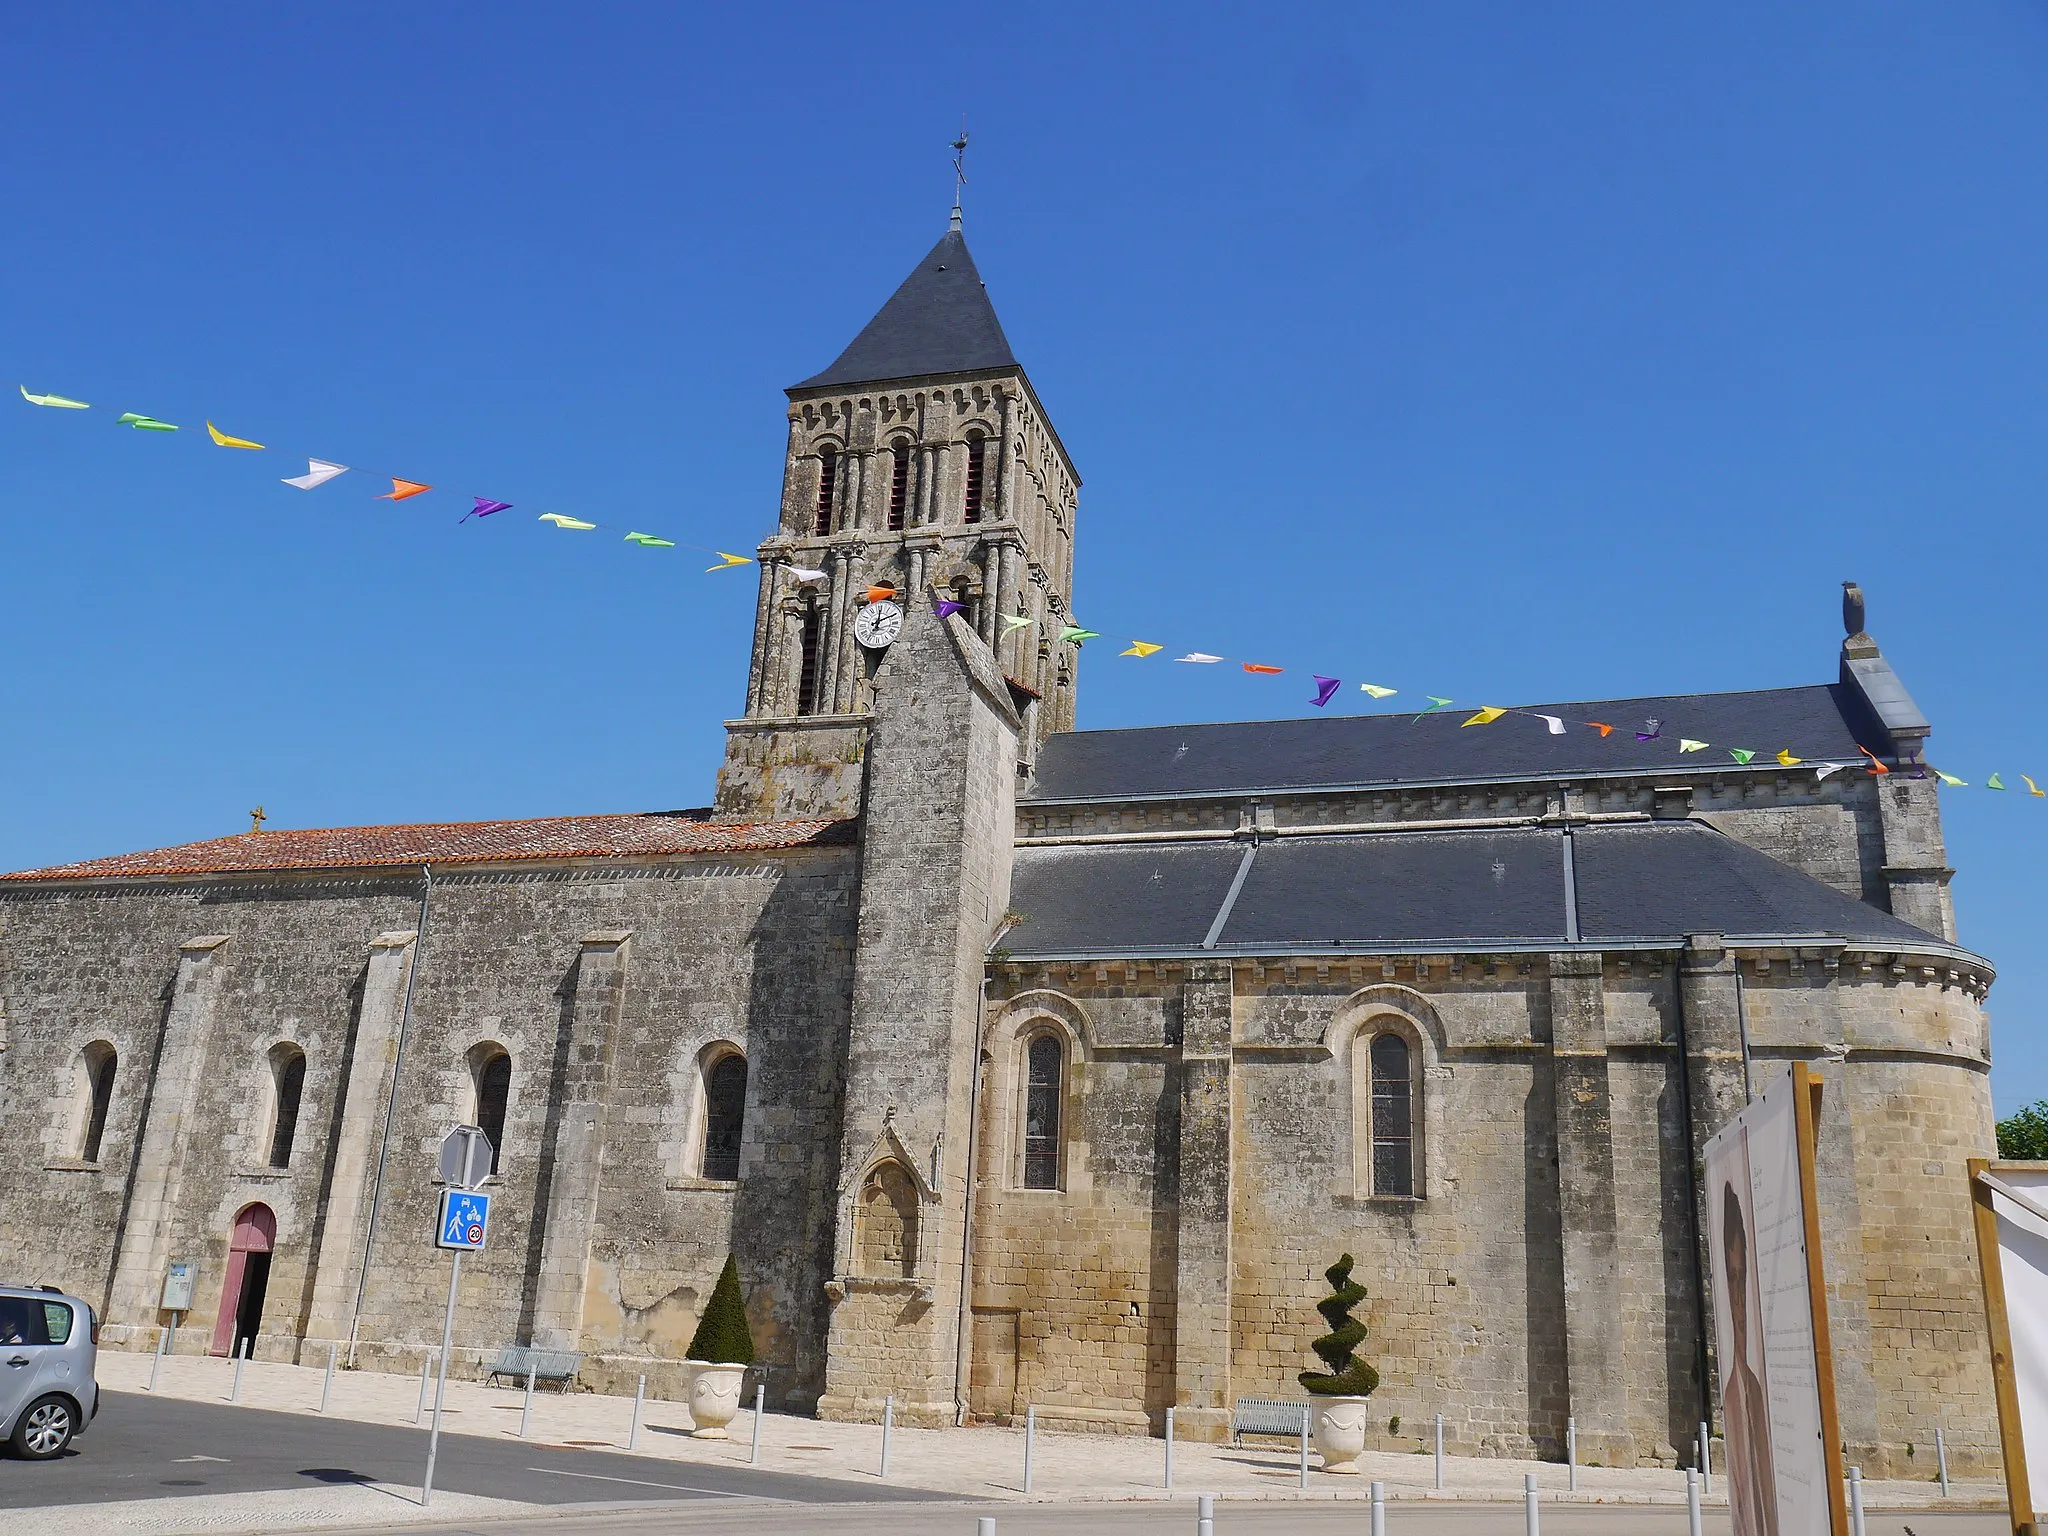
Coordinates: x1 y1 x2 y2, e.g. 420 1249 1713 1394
11 1395 76 1459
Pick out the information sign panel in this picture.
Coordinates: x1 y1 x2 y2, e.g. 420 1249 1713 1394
436 1188 491 1251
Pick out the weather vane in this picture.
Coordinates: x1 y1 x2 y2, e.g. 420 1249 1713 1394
951 118 969 218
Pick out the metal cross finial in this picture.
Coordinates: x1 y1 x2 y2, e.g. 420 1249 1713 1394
950 119 969 218
249 806 267 834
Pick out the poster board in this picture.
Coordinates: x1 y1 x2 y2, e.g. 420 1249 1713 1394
1702 1062 1849 1536
1969 1158 2048 1536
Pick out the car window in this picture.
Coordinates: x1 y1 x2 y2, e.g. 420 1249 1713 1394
42 1302 72 1344
0 1296 50 1346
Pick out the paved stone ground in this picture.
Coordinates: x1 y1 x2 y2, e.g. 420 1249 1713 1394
87 1350 1999 1516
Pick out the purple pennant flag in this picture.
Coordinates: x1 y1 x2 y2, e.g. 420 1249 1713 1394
461 497 513 523
934 599 964 618
1635 717 1663 742
1310 676 1342 708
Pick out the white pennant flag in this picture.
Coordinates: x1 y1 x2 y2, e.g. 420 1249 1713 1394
282 459 347 490
1813 762 1847 781
788 566 829 585
1175 652 1224 664
1533 714 1566 735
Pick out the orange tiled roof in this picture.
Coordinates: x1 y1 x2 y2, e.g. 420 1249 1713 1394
0 811 856 882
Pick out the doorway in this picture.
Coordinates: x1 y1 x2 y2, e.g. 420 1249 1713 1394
210 1203 276 1357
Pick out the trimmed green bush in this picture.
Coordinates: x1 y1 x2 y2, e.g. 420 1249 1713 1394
686 1255 757 1365
1998 1101 2048 1160
1299 1252 1380 1397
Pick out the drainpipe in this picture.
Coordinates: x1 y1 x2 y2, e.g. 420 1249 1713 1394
954 975 991 1424
1670 945 1714 1435
348 863 433 1365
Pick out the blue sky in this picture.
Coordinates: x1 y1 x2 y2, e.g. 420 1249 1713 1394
3 5 2044 1110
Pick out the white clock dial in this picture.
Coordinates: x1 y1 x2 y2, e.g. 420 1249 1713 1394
853 599 904 650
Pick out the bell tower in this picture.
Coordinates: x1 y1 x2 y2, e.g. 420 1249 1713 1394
714 212 1082 821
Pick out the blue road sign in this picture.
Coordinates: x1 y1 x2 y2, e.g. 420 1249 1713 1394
437 1188 491 1251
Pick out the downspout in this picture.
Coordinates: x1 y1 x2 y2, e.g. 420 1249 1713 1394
1670 946 1714 1435
954 973 991 1424
348 863 433 1365
1734 963 1754 1103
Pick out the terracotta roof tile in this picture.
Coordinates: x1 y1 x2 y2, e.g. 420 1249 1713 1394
0 811 857 882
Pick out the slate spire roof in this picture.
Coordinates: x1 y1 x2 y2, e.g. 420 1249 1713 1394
792 218 1019 392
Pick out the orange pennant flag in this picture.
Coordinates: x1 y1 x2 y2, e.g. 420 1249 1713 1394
1858 746 1892 776
378 479 432 501
1242 663 1284 675
865 585 898 603
1588 721 1614 737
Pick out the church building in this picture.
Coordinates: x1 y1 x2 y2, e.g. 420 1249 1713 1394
0 213 2003 1474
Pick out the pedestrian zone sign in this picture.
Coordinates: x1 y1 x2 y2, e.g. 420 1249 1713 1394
437 1188 492 1251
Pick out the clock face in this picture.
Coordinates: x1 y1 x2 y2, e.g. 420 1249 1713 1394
854 599 904 650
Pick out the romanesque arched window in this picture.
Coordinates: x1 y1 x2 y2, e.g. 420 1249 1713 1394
700 1050 747 1182
266 1045 306 1169
470 1045 511 1175
813 445 838 535
796 602 823 717
888 441 911 532
73 1041 117 1163
1022 1033 1064 1190
855 1161 919 1277
1368 1032 1415 1198
963 433 986 523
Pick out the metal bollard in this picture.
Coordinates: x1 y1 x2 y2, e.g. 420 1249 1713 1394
1435 1412 1444 1490
1937 1427 1950 1496
1849 1467 1866 1536
230 1337 248 1402
879 1394 894 1478
520 1367 536 1438
1567 1416 1578 1492
416 1349 433 1424
1165 1406 1175 1490
1298 1409 1310 1488
149 1326 167 1392
1699 1422 1711 1497
750 1383 765 1465
627 1373 645 1450
1687 1469 1703 1536
1372 1479 1387 1536
1023 1403 1036 1495
1198 1492 1216 1536
1524 1472 1541 1536
321 1341 336 1413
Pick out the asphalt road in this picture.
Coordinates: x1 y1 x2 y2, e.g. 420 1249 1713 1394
0 1388 940 1510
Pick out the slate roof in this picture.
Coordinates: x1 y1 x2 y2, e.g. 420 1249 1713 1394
1027 685 1888 801
0 812 856 882
792 226 1019 391
1002 820 1966 959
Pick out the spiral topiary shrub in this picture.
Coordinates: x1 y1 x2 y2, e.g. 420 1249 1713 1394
1299 1252 1380 1397
685 1255 757 1365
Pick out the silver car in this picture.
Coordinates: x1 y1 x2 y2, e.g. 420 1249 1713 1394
0 1286 99 1459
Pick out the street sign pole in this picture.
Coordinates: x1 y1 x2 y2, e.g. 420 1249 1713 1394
421 1246 462 1506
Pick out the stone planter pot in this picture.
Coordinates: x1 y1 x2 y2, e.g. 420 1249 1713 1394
686 1360 748 1438
1309 1394 1374 1473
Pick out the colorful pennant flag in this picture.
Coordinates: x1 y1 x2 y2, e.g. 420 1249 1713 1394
1936 770 1966 786
1533 714 1566 735
1777 749 1802 766
206 421 263 449
538 513 597 529
1858 746 1892 776
1061 627 1102 645
379 479 432 501
1636 719 1663 742
1311 677 1341 708
1815 763 1846 780
1588 722 1614 737
706 552 751 572
461 497 512 521
1729 749 1756 764
2025 776 2045 797
935 599 964 618
283 459 348 489
1359 684 1397 699
624 532 675 547
1679 739 1708 753
117 412 177 431
1243 663 1283 674
20 385 87 408
790 566 830 585
866 586 898 603
1415 696 1453 719
1462 707 1506 727
1988 773 2008 790
1121 641 1164 658
1176 653 1223 664
1001 614 1033 632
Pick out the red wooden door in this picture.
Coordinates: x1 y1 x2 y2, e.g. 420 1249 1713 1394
209 1204 276 1356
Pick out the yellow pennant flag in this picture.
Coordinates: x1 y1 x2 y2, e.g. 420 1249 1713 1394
1461 707 1506 727
206 421 264 450
2024 776 2045 797
705 551 752 571
1776 749 1802 766
20 385 88 408
1359 683 1397 699
1120 641 1163 657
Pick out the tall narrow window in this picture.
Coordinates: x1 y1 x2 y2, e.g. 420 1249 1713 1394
888 442 910 532
267 1048 306 1169
795 608 823 716
473 1048 511 1175
963 434 986 523
813 445 838 535
1022 1034 1063 1189
1370 1033 1413 1198
701 1053 747 1181
77 1043 117 1164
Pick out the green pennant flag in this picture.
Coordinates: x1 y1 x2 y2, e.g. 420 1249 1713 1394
117 412 178 431
1936 771 1966 786
623 532 675 547
1001 614 1032 632
20 385 88 409
1059 626 1100 645
1413 696 1453 721
1728 748 1756 765
1988 773 2007 790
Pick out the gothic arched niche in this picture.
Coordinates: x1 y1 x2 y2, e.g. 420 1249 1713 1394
854 1161 919 1278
